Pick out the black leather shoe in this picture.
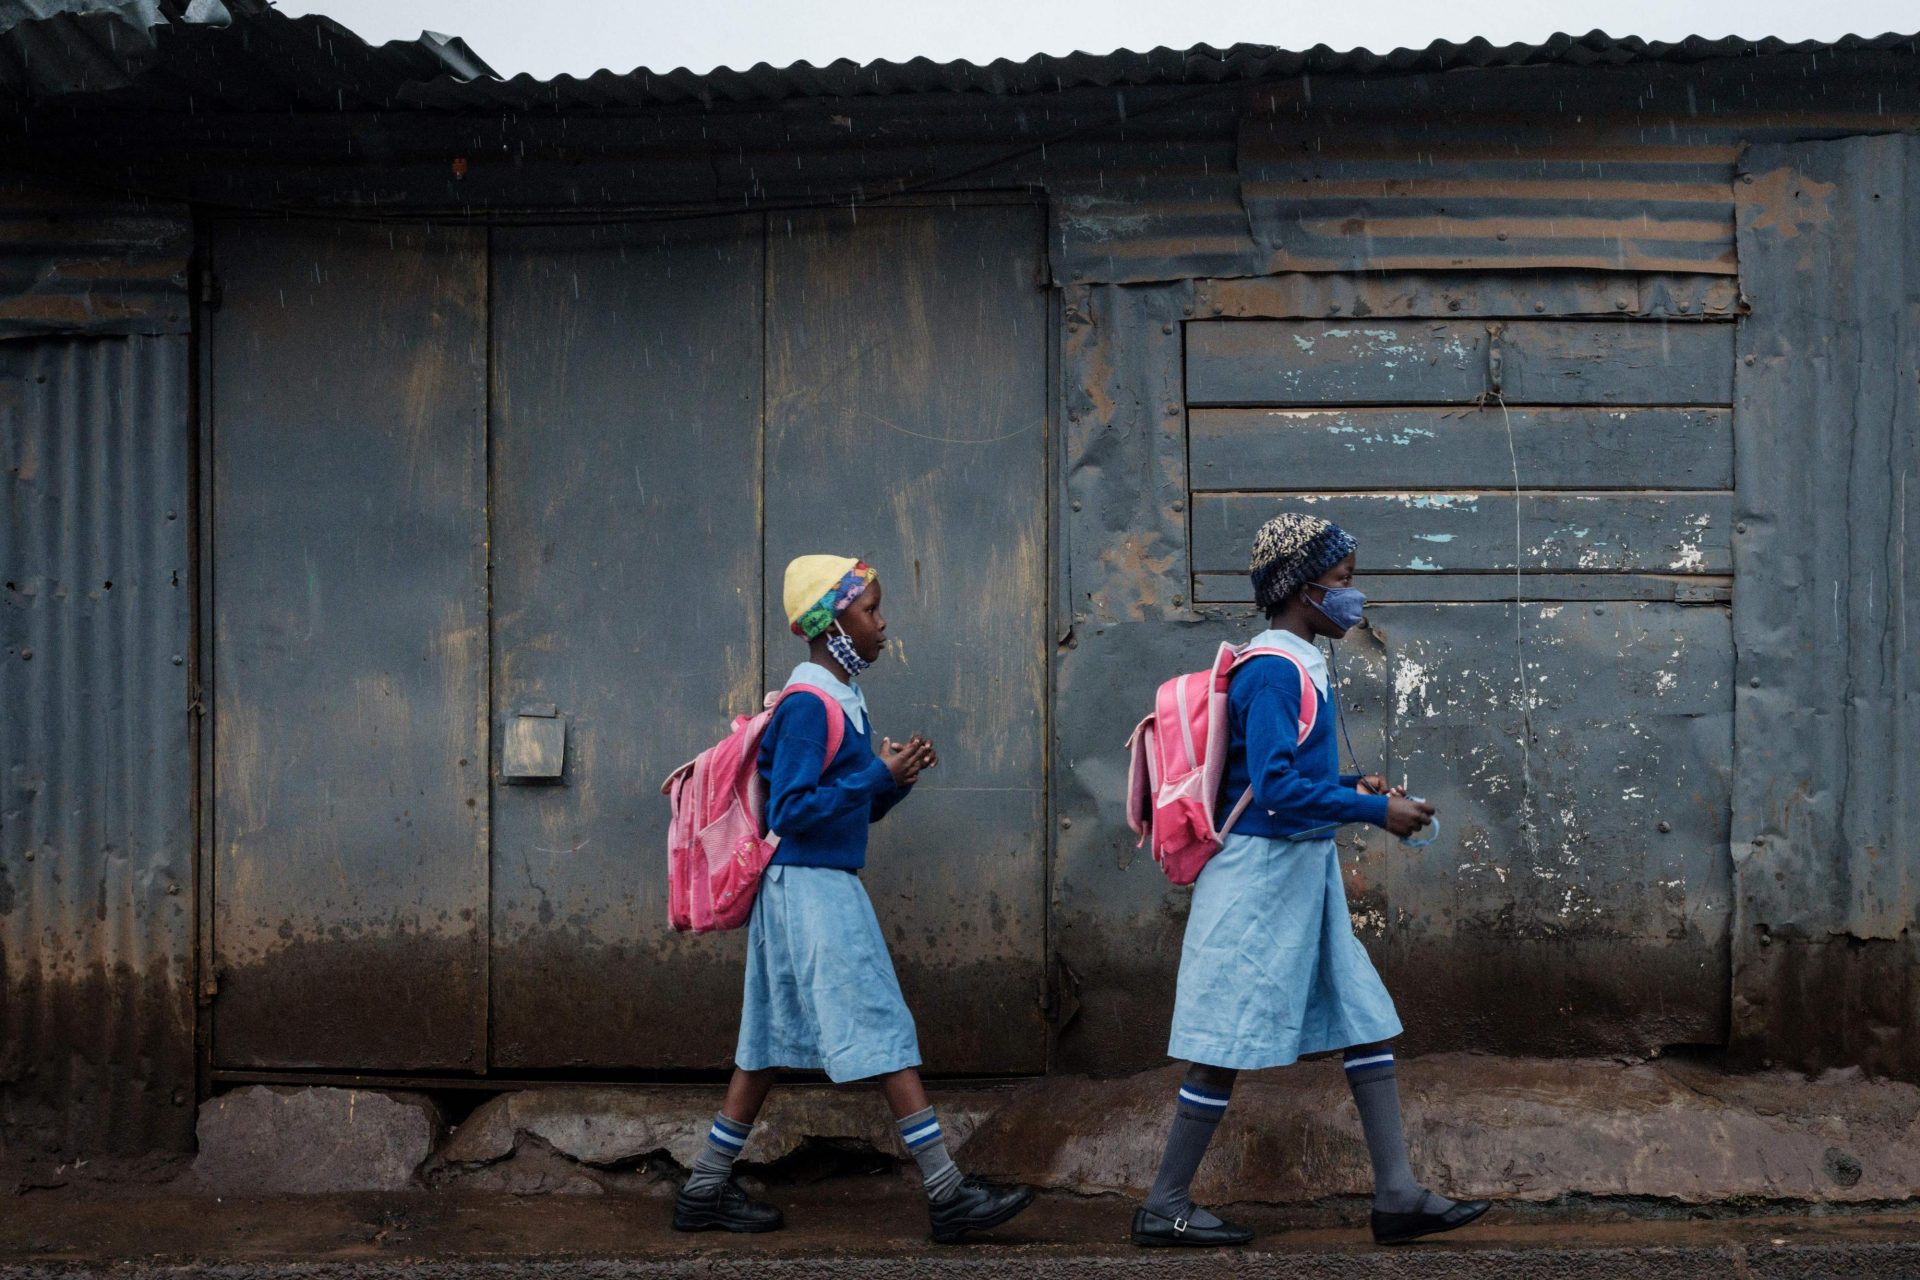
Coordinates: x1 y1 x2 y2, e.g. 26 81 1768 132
929 1176 1036 1243
1370 1197 1490 1245
672 1178 785 1233
1130 1206 1254 1248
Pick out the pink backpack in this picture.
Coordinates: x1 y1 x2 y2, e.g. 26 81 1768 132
662 686 844 933
1125 642 1319 885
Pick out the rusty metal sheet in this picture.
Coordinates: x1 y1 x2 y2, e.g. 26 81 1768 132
1050 281 1198 1072
0 334 193 1153
210 220 489 1071
1061 281 1194 630
1238 115 1738 275
1192 272 1744 321
1730 134 1920 1077
1194 572 1730 606
763 204 1049 1074
1350 600 1734 1053
0 172 189 337
1046 141 1263 286
1193 493 1731 577
1186 319 1736 407
1190 407 1732 492
1049 597 1733 1070
487 218 763 1070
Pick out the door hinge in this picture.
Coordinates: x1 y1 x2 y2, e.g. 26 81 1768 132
200 271 223 312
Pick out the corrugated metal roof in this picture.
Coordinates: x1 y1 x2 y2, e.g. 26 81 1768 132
399 31 1920 112
2 1 1916 114
0 0 494 108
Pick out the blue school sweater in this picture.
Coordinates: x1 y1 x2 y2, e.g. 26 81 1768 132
1215 635 1389 841
760 682 911 870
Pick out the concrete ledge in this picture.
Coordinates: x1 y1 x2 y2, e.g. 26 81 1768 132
958 1054 1920 1205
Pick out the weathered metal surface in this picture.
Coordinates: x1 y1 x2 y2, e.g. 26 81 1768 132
1194 572 1731 606
487 217 763 1070
0 173 188 337
1730 134 1920 1076
762 204 1050 1073
1190 408 1732 492
1193 272 1744 320
1186 320 1736 407
1052 270 1735 1072
1060 282 1194 631
0 333 193 1152
1193 494 1732 577
1052 600 1731 1070
210 220 489 1071
1239 125 1737 276
1357 600 1732 1053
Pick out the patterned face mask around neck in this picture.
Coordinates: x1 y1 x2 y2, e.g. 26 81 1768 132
825 622 872 678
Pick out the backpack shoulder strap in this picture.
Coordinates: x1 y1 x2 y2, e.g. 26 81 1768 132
778 684 847 772
1226 646 1319 745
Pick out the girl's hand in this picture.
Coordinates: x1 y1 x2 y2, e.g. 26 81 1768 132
1357 774 1389 795
1384 795 1435 838
880 736 936 786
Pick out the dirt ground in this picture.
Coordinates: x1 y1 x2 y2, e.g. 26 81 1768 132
4 1177 1920 1278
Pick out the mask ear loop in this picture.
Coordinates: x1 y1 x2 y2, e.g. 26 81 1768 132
1325 636 1438 848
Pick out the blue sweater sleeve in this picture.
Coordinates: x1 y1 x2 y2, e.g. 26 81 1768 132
763 695 895 838
870 781 912 823
1241 670 1390 831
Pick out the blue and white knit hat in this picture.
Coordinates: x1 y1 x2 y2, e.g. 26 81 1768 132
1249 511 1357 612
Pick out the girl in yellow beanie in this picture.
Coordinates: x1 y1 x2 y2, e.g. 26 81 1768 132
673 555 1035 1244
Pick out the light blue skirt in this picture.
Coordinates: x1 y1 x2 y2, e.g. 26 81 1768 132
735 864 922 1082
1168 832 1402 1070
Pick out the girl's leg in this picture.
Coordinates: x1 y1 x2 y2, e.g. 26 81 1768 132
683 1067 779 1196
877 1067 963 1201
1342 1042 1455 1214
1142 1062 1238 1228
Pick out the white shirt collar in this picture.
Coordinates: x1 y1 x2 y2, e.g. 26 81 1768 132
785 661 869 734
1247 628 1330 695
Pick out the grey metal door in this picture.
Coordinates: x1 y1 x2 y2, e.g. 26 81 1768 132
488 219 764 1068
763 206 1050 1073
210 220 490 1070
490 205 1050 1073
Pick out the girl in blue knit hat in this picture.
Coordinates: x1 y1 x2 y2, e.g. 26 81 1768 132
1131 512 1489 1249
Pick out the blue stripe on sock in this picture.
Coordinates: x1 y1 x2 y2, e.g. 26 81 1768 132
713 1115 751 1137
708 1124 747 1151
901 1121 943 1150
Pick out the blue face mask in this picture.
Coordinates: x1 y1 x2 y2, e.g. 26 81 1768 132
1306 582 1367 630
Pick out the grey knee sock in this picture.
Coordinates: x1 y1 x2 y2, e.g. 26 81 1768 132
898 1106 965 1203
1142 1067 1233 1228
682 1112 752 1196
1344 1047 1454 1215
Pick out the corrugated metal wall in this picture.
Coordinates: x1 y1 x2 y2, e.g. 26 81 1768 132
0 176 193 1153
1730 133 1920 1076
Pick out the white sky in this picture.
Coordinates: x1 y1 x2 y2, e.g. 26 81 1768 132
269 0 1920 79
